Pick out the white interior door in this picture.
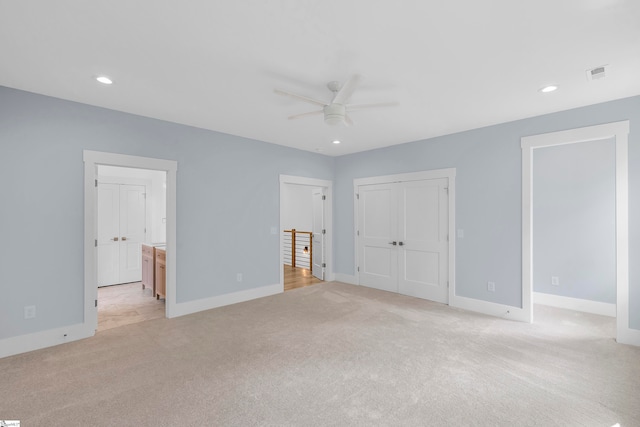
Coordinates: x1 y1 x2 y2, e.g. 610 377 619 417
119 185 146 283
97 183 146 286
358 179 449 303
97 183 120 287
358 183 398 293
312 189 325 280
397 179 449 303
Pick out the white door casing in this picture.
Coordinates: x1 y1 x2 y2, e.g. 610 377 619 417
85 150 177 339
522 121 638 346
312 189 325 280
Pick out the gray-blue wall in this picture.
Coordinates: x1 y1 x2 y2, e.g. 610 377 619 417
2 85 639 342
533 139 616 303
334 96 640 330
0 86 334 340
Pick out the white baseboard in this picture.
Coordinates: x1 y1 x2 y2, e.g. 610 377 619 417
170 283 282 318
2 283 282 359
450 294 529 322
617 326 640 347
533 292 616 317
334 273 357 285
0 323 94 359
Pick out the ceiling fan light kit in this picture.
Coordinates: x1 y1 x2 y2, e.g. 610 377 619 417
323 103 346 126
275 74 396 127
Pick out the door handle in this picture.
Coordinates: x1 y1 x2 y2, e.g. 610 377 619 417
111 237 119 241
121 237 127 241
388 241 397 245
398 241 404 246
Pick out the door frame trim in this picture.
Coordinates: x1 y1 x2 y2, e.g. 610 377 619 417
521 121 639 346
279 175 334 290
353 168 456 304
84 150 178 333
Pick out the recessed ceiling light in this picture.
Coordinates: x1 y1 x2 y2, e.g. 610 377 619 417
332 140 341 144
96 76 113 85
540 85 558 93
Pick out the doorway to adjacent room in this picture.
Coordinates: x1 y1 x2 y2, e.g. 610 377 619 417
84 150 178 335
280 175 333 291
521 121 632 344
95 165 167 331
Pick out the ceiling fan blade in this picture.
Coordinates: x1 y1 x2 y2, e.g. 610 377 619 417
332 74 362 105
345 114 354 126
288 110 324 120
347 102 398 111
274 89 327 107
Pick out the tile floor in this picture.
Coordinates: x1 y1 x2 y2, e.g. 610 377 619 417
97 282 165 331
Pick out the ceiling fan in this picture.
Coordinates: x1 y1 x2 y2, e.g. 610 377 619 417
274 74 396 126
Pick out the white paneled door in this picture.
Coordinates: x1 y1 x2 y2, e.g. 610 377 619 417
358 178 449 303
358 183 398 293
97 183 146 287
312 189 325 280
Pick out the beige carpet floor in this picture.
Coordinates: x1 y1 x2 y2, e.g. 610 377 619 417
1 282 638 426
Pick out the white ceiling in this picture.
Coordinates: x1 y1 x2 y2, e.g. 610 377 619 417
1 1 639 156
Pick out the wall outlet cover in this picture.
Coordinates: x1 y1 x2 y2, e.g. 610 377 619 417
24 305 36 319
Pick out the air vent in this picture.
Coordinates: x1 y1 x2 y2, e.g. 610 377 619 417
586 65 607 81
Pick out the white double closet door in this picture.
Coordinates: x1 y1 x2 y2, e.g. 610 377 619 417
97 183 146 287
358 178 449 303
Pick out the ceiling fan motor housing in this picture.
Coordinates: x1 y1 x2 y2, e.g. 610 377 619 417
323 103 346 125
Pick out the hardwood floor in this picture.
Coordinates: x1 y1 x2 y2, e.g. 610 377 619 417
97 282 165 331
284 264 323 291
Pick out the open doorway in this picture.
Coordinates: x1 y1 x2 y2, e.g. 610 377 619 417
84 150 178 335
531 138 616 338
96 165 167 331
279 175 333 291
521 121 634 345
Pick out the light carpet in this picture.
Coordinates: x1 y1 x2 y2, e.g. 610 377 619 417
1 282 638 426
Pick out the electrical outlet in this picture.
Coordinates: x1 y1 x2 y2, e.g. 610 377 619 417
457 229 464 239
270 226 278 235
236 273 243 282
551 276 559 286
24 305 36 319
487 282 495 292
